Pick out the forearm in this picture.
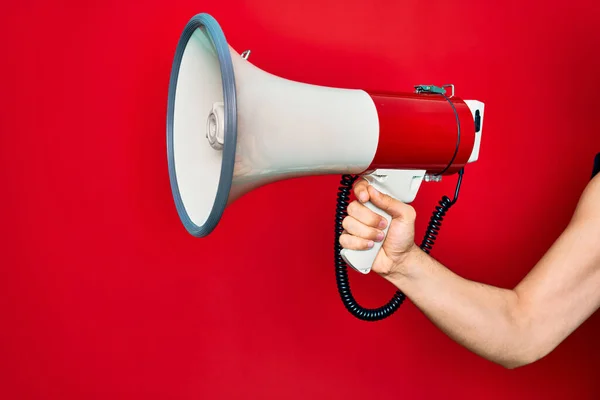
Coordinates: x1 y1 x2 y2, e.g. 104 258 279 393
345 176 600 368
387 247 533 369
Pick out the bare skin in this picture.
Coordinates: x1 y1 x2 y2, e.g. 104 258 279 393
340 174 600 369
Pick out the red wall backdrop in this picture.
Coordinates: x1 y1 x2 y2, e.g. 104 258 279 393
1 1 599 399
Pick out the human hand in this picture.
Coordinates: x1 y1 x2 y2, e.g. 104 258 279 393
339 179 419 278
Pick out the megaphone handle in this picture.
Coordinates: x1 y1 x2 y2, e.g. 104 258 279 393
340 190 393 274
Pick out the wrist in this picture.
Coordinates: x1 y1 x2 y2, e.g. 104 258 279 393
386 244 423 284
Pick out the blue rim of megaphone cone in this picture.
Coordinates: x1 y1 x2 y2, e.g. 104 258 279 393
166 13 237 237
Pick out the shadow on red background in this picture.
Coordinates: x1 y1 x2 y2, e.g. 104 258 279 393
1 0 599 399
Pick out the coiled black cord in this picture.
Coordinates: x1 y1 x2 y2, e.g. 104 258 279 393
420 168 464 254
434 93 462 176
334 88 465 321
334 168 465 321
335 174 406 321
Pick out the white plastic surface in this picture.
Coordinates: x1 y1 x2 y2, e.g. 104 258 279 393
172 27 224 227
206 102 225 149
227 46 380 204
340 169 425 274
464 100 485 163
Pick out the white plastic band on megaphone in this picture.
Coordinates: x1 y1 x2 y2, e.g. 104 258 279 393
167 13 237 237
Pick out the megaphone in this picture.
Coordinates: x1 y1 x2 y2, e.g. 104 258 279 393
167 13 485 321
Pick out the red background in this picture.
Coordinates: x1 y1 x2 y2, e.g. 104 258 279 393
1 1 599 399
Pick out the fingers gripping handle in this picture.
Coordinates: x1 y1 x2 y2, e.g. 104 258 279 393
339 169 426 274
340 199 392 274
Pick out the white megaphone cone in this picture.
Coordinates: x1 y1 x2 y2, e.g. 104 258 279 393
167 14 485 299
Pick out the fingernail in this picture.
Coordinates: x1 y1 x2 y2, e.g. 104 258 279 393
378 220 387 229
359 193 368 202
367 241 374 248
376 232 384 242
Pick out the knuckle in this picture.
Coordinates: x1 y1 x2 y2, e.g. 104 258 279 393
340 234 365 250
356 206 380 228
357 239 370 250
381 194 393 209
339 234 349 247
356 222 370 237
355 180 368 189
347 201 358 215
352 220 379 240
368 212 382 227
359 207 374 224
399 203 416 221
342 216 351 230
367 227 381 240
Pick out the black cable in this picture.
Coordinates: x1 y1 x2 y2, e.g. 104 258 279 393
334 174 406 321
334 91 466 321
435 93 462 176
420 168 464 254
334 170 465 321
334 171 465 321
421 93 463 253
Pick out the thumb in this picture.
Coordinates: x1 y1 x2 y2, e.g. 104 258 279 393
367 185 416 222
